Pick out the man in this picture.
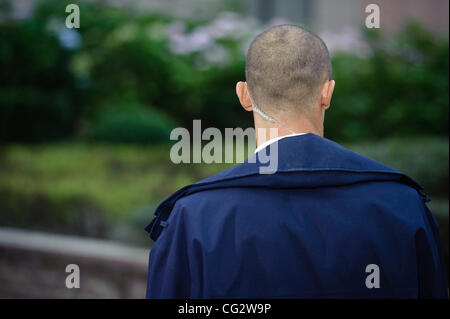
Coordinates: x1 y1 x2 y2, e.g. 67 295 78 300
145 24 447 298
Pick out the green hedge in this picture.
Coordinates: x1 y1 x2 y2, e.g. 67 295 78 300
0 137 447 239
87 105 177 144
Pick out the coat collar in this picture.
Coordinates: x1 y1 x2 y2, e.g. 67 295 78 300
146 133 425 241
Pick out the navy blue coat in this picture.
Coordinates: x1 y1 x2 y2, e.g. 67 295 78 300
145 133 447 298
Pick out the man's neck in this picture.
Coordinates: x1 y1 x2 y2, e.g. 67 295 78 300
254 117 322 147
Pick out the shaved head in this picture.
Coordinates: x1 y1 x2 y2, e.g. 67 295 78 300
245 24 332 114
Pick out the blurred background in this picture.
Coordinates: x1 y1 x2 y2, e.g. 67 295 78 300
0 0 448 298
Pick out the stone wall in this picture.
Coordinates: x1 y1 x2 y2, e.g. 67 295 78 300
0 227 150 298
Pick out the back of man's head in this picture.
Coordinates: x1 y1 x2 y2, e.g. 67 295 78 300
246 24 332 115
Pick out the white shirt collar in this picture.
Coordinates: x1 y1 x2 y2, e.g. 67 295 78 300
254 133 307 153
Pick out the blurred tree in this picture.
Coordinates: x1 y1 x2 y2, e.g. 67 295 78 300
0 12 85 142
327 22 449 141
0 1 447 144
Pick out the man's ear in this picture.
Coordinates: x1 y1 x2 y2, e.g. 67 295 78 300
236 81 253 112
320 80 335 110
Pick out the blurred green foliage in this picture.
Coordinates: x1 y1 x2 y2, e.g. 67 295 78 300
0 141 233 242
87 104 177 143
0 137 447 244
328 25 449 140
0 8 84 142
0 0 448 144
